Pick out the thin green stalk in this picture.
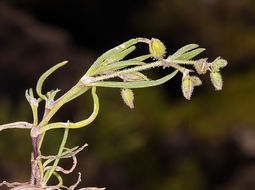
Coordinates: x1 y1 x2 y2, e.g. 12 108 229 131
37 84 90 132
42 146 79 168
37 87 99 134
170 60 197 64
32 107 38 126
53 172 63 187
42 128 69 186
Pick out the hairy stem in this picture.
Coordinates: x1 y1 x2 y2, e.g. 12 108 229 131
91 59 185 83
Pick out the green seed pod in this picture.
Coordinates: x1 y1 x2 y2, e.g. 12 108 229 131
149 38 166 58
210 71 223 90
181 73 193 100
194 58 208 74
121 88 134 109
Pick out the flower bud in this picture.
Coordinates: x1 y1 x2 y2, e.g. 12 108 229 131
194 58 208 74
181 73 193 100
121 88 134 109
210 71 223 90
214 57 228 67
149 38 166 58
210 57 228 72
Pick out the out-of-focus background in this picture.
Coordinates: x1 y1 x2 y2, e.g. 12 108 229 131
0 0 255 189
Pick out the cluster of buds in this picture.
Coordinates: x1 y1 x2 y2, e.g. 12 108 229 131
193 57 227 91
181 56 227 99
209 57 228 90
148 38 227 100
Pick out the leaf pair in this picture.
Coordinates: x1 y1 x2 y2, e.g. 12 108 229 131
168 44 205 61
85 39 139 76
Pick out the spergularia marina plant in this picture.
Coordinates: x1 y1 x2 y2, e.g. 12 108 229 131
0 37 227 189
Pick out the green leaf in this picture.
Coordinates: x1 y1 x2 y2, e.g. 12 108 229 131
86 39 138 76
102 46 136 65
91 70 178 88
42 128 69 186
168 44 199 60
47 89 61 100
130 54 151 62
99 60 146 73
177 48 205 60
36 61 68 100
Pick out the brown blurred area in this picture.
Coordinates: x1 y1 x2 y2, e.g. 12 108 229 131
0 0 255 190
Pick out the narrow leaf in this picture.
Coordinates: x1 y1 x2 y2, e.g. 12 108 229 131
43 146 79 167
177 48 205 60
91 70 178 88
99 60 146 73
86 39 138 76
42 128 69 185
36 61 68 100
130 54 151 62
102 46 136 65
168 44 199 60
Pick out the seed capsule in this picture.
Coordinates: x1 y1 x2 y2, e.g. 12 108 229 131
181 73 193 100
149 38 166 58
210 71 223 90
194 58 208 74
121 88 134 109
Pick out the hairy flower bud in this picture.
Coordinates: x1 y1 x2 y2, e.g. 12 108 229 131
149 38 166 58
181 73 193 100
210 57 228 72
210 71 223 90
121 88 134 109
194 58 208 74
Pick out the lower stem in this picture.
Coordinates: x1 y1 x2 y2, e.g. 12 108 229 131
30 137 38 185
32 137 38 158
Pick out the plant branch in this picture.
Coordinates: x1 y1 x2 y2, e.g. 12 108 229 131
0 122 33 131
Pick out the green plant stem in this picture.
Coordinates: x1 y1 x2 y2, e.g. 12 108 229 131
37 87 99 134
31 108 38 127
42 146 79 167
32 83 90 137
42 128 69 186
170 60 196 64
90 59 185 83
53 172 63 187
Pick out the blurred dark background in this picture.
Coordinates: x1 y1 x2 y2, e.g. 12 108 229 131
0 0 255 189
